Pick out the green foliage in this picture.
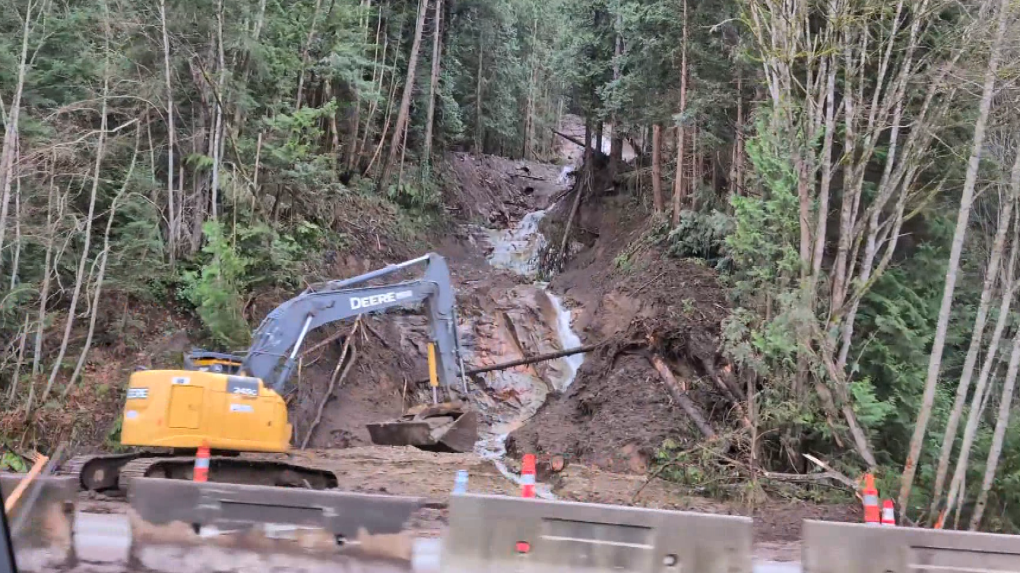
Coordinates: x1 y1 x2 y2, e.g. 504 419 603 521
0 451 27 473
387 176 443 212
665 210 733 264
179 221 251 349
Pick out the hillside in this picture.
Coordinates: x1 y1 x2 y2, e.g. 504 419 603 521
2 0 1020 535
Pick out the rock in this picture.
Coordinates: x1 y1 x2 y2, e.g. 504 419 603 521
549 455 566 473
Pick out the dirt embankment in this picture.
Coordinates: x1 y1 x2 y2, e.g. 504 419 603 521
287 153 573 449
507 189 732 474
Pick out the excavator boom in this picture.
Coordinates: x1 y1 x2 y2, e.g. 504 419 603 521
243 253 463 394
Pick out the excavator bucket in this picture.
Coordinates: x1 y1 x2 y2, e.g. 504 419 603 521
367 403 478 453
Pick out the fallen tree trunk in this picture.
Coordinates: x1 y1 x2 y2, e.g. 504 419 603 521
551 128 586 149
647 353 716 439
415 345 599 386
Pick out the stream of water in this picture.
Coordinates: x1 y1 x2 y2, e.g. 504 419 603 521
470 199 585 473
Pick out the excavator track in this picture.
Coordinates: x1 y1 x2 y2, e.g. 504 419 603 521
118 455 339 492
59 453 163 492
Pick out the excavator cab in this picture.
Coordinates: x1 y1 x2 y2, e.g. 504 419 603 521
183 351 243 374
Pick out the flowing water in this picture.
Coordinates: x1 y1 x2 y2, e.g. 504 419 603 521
469 199 585 474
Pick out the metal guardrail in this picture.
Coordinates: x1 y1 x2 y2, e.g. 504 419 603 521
803 520 1020 573
442 493 753 573
129 478 424 538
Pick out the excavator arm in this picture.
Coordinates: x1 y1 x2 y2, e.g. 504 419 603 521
242 253 463 393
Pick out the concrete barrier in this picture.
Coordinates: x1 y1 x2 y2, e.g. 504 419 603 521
442 494 753 573
0 473 77 572
803 520 1020 573
129 478 425 539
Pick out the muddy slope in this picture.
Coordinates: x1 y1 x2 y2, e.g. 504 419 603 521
289 153 579 450
508 191 733 473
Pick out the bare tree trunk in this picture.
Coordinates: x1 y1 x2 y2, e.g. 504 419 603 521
970 324 1020 530
652 124 663 212
897 0 1010 514
7 316 29 405
9 165 21 290
398 118 409 188
810 59 836 291
609 10 623 178
365 61 399 175
210 0 226 221
357 9 388 165
64 126 140 398
160 0 177 261
473 36 484 155
295 0 324 110
32 154 56 382
0 0 34 278
422 0 443 163
649 353 716 439
942 150 1020 525
731 68 744 196
377 0 429 191
41 0 111 405
931 175 1016 518
671 0 688 225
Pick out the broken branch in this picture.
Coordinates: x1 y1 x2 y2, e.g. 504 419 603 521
647 353 717 440
301 316 362 449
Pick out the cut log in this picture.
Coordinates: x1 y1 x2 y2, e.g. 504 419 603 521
647 353 716 439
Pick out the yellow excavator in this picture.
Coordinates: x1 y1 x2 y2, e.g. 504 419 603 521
62 253 477 492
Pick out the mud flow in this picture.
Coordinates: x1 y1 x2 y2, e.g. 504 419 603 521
462 176 585 462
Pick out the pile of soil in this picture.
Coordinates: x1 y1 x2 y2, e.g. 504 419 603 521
508 187 733 473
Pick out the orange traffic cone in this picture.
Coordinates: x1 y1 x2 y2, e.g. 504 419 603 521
194 440 210 483
881 499 896 526
862 474 880 525
521 454 536 499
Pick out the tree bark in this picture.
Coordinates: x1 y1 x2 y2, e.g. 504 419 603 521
422 0 444 163
378 0 429 191
652 124 663 212
897 0 1010 514
671 0 688 225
